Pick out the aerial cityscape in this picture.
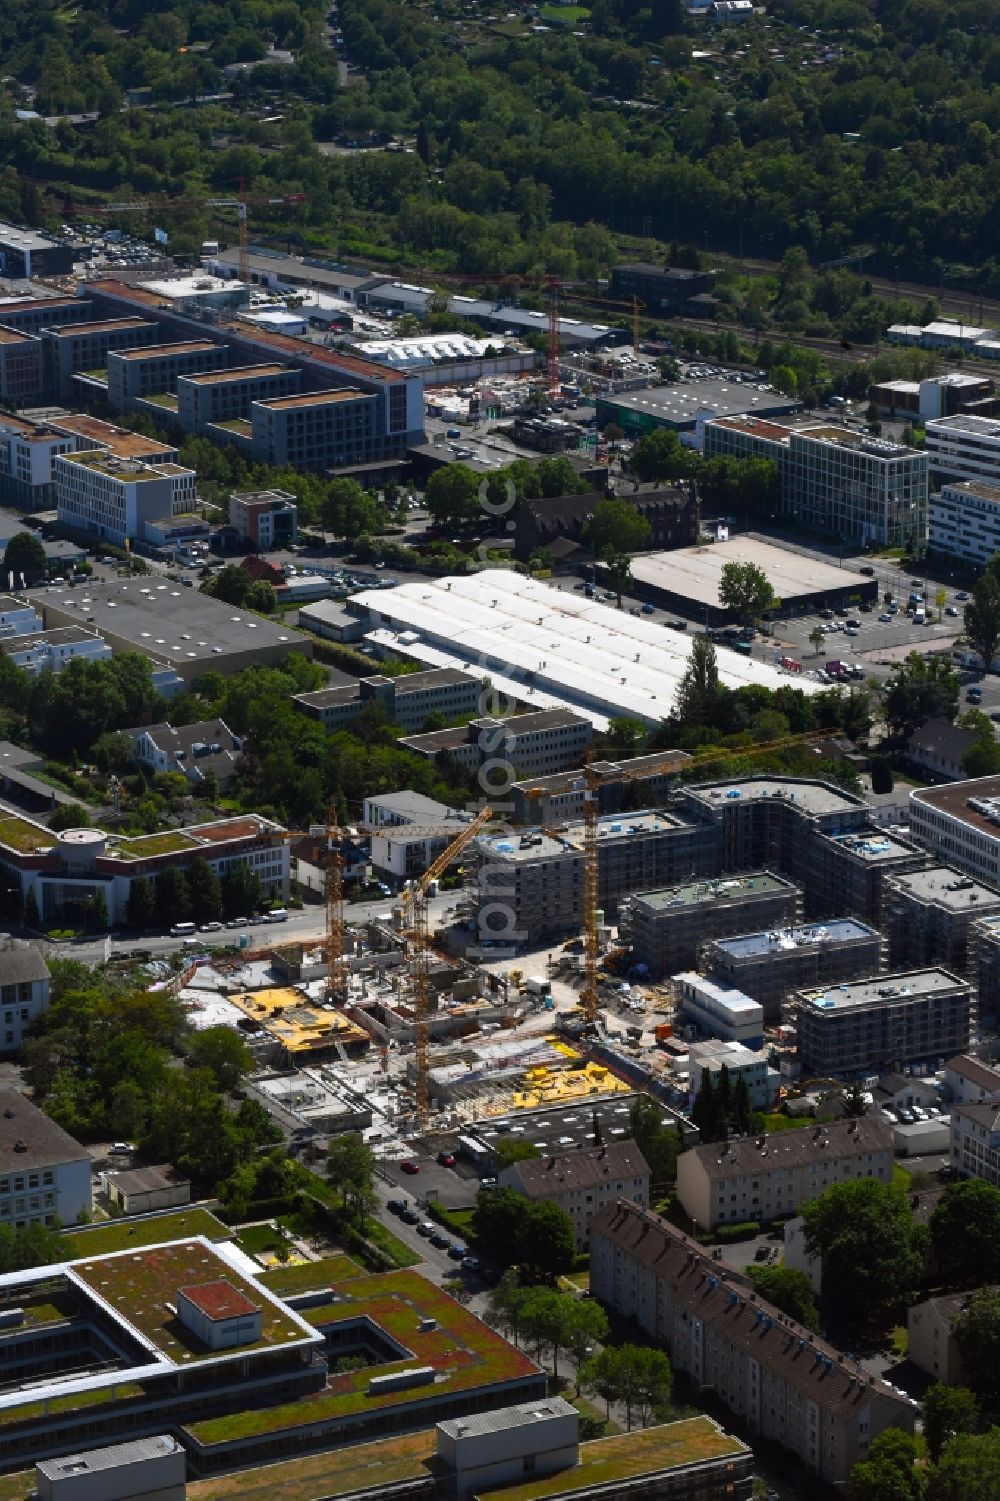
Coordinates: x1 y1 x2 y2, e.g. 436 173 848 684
0 1 999 1498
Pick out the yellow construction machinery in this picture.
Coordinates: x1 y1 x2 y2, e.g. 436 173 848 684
396 805 493 1122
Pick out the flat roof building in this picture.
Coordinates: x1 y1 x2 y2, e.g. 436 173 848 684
705 918 882 1023
0 223 74 280
930 478 1000 567
55 451 197 549
628 538 875 621
43 318 158 401
0 327 43 408
794 968 971 1078
107 339 228 413
400 708 593 781
178 362 301 434
674 973 765 1050
885 865 1000 978
509 750 693 826
704 415 929 552
973 915 1000 1028
591 1199 913 1488
910 776 1000 884
595 379 803 438
295 666 482 734
30 577 312 683
357 571 820 732
618 871 801 981
924 413 1000 486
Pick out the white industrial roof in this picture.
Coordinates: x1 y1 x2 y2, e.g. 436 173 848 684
631 539 871 610
356 572 818 727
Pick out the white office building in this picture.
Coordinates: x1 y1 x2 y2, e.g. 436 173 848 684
924 413 1000 486
55 451 198 548
929 478 1000 565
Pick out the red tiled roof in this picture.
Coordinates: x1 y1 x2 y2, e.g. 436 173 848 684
179 1279 259 1321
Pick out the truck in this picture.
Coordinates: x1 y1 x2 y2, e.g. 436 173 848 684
825 660 847 680
525 975 552 998
913 607 926 625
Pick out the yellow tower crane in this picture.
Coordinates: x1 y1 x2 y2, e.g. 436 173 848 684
395 806 493 1123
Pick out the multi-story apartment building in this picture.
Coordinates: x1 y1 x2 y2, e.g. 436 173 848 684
805 826 926 925
704 918 882 1023
950 1099 1000 1186
55 451 198 548
295 668 483 734
42 318 158 400
973 915 1000 1026
248 389 380 472
618 871 801 981
0 813 289 928
679 1037 776 1109
676 1116 893 1229
591 1199 915 1489
0 296 94 337
498 1142 649 1251
910 777 1000 884
229 488 298 550
400 709 593 782
178 363 301 434
0 1087 91 1229
107 339 228 412
704 415 929 551
793 968 971 1078
470 809 718 946
929 478 1000 565
924 413 1000 485
509 750 693 826
943 1052 1000 1106
885 866 1000 977
0 944 50 1052
0 329 43 407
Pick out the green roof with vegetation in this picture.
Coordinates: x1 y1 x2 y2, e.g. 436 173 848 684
63 1208 231 1257
109 829 199 859
187 1430 436 1500
258 1253 362 1296
477 1419 748 1500
145 392 179 407
73 1239 309 1364
186 1270 539 1446
0 815 52 853
0 1380 146 1430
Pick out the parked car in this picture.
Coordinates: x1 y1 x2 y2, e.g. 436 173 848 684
461 1256 481 1271
945 605 959 616
416 1221 435 1237
429 1232 450 1250
437 1151 456 1167
401 1208 419 1224
400 1159 420 1175
387 1199 406 1215
956 591 970 601
879 613 893 623
448 1244 467 1260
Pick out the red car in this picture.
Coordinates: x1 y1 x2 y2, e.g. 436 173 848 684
437 1151 456 1168
400 1160 420 1175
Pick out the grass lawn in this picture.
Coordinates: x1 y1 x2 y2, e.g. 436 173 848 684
63 1208 231 1257
236 1223 289 1258
0 1475 32 1500
893 1164 912 1190
259 1253 362 1296
540 3 590 17
761 1112 811 1134
560 1270 590 1292
572 1393 621 1434
362 1217 422 1269
890 1325 908 1358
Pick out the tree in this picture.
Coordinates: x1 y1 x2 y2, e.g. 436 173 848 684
494 1138 542 1170
424 464 479 527
883 653 960 742
964 572 1000 673
746 1265 819 1331
675 633 726 728
691 1068 725 1142
582 498 652 557
581 1344 672 1430
922 1383 979 1464
206 563 252 607
326 1133 376 1225
842 1081 868 1118
809 626 825 656
564 1298 610 1389
628 1094 679 1190
629 430 695 484
154 866 191 928
930 1180 1000 1288
927 1426 1000 1501
953 1287 1000 1401
602 546 633 608
519 1198 576 1280
125 876 155 932
718 561 775 624
2 531 46 583
801 1178 925 1331
46 803 90 832
186 1026 252 1092
221 862 261 919
848 1429 922 1501
0 1221 67 1273
187 858 222 924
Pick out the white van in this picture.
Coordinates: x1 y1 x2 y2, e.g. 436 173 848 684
265 908 289 923
170 921 196 937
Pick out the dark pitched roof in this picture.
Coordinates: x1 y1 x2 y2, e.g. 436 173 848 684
682 1116 892 1180
0 942 49 986
946 1054 1000 1091
908 717 977 761
0 1088 88 1171
505 1142 649 1199
592 1200 913 1419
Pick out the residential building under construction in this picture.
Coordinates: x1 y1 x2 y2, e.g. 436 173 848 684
617 872 801 980
793 968 972 1078
885 865 1000 976
703 918 883 1022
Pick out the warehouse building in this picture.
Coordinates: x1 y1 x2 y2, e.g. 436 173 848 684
596 380 803 439
627 537 876 621
356 571 820 732
885 866 1000 977
29 578 313 683
705 918 883 1023
400 708 593 781
704 415 929 551
591 1199 914 1489
509 750 693 826
618 871 800 980
793 968 971 1078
